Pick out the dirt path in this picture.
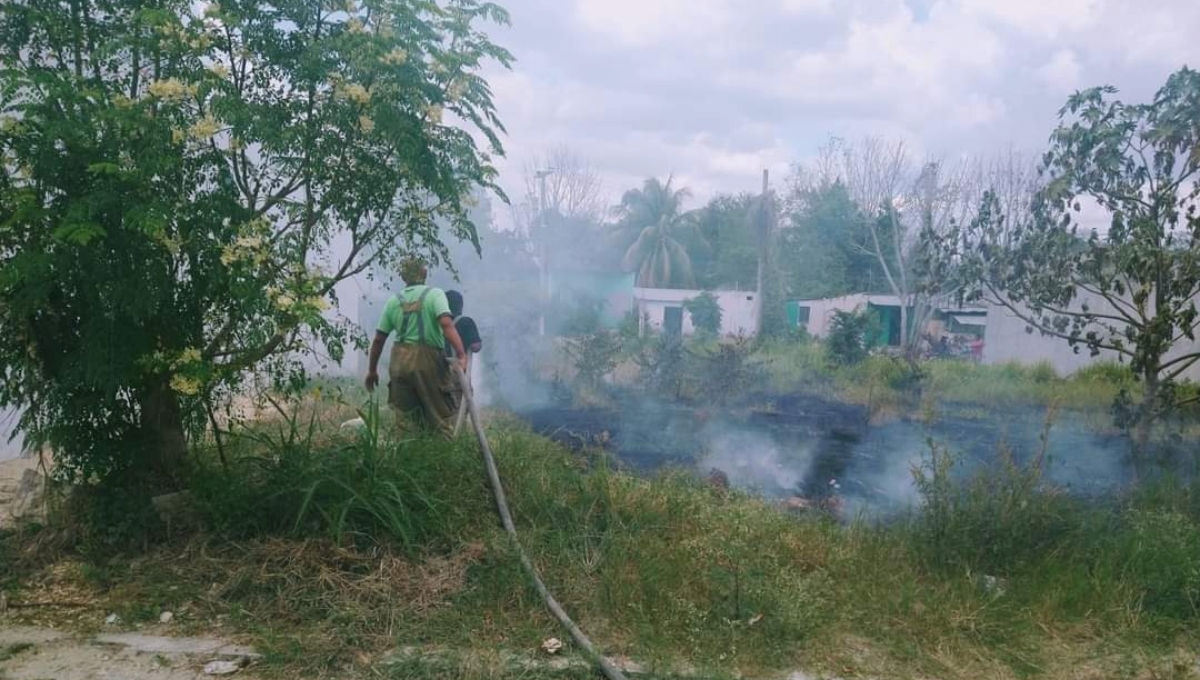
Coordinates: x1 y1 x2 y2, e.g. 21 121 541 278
0 626 261 680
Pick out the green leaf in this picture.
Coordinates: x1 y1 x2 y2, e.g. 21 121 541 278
52 222 106 245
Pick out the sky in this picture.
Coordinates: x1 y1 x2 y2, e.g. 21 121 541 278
475 0 1199 228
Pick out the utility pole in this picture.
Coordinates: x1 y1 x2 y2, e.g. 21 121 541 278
534 168 555 336
755 168 771 336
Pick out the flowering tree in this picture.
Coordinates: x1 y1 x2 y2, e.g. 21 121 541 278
0 0 511 489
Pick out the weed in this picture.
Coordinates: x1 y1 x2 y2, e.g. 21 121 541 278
0 642 34 661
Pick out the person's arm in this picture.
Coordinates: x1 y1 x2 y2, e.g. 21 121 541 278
366 297 398 390
365 330 388 390
440 314 467 371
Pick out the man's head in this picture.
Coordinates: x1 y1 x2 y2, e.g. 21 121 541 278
446 290 464 317
399 257 428 285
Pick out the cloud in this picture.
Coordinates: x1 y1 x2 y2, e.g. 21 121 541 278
957 0 1100 38
471 0 1200 232
1037 50 1083 94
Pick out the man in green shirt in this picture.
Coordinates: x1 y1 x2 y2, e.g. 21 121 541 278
365 258 467 437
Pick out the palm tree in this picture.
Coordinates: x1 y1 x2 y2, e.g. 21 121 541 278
614 177 706 288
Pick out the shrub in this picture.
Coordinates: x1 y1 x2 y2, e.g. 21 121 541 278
683 291 722 337
688 333 764 407
632 333 687 399
826 309 875 366
562 330 622 390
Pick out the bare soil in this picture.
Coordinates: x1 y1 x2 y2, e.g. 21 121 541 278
0 626 261 680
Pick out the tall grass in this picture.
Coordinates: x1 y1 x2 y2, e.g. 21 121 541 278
8 382 1199 679
167 392 1200 678
189 395 489 551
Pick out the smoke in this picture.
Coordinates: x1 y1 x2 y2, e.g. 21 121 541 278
696 421 815 497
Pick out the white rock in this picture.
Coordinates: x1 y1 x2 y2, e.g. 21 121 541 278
104 613 121 625
203 659 244 675
541 637 563 655
340 417 366 431
159 611 174 624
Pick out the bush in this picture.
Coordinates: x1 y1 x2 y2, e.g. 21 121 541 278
826 309 876 366
562 330 622 390
632 333 687 399
683 291 722 337
688 334 764 407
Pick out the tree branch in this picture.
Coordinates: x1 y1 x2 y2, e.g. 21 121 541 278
982 283 1134 357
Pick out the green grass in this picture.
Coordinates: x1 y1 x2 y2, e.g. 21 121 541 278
753 339 1149 415
0 642 35 662
4 388 1200 679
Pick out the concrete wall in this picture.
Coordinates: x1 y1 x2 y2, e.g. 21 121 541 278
984 295 1200 382
634 288 759 337
793 294 903 338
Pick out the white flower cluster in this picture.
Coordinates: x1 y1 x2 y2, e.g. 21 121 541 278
380 48 408 65
146 78 197 103
220 220 271 267
168 347 205 396
336 82 371 105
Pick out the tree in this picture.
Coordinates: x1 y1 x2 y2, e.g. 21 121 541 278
693 193 757 290
820 137 975 353
615 177 706 289
780 180 880 299
957 67 1200 459
517 144 606 227
684 291 722 336
0 0 511 490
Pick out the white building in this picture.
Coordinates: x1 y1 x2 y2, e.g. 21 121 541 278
983 295 1200 381
633 288 759 337
792 294 904 339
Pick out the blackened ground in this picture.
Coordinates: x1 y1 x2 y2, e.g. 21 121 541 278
516 388 1148 513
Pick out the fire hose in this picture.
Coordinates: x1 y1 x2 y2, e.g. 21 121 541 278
450 363 629 680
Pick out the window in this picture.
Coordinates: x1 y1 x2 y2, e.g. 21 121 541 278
796 305 811 327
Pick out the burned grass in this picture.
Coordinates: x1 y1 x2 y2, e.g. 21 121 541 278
3 405 1200 679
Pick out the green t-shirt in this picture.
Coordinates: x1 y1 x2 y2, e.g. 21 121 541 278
376 285 451 349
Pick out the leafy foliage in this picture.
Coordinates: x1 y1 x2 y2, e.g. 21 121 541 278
826 309 876 366
563 329 621 390
955 67 1200 454
683 291 722 336
614 177 707 288
693 193 757 290
687 334 763 407
780 181 882 299
632 332 686 399
0 0 511 488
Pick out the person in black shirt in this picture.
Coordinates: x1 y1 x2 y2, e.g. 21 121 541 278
444 290 482 421
444 290 482 362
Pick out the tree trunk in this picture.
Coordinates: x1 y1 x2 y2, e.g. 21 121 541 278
1131 369 1160 479
140 380 188 489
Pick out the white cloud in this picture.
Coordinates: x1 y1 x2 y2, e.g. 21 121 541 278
571 0 731 46
955 0 1100 38
779 0 835 14
475 0 1200 232
1037 50 1083 93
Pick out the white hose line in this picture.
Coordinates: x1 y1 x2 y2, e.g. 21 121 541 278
453 366 629 680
